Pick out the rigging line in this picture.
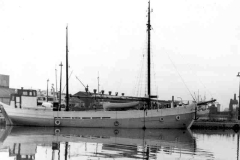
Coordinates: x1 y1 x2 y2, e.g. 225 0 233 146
139 54 145 96
173 51 214 100
143 55 148 97
145 72 147 97
133 35 148 97
144 35 149 97
194 92 198 102
139 53 146 97
167 54 196 101
198 79 213 98
62 70 73 93
140 43 148 97
135 54 144 96
132 54 140 96
150 39 157 96
142 54 147 97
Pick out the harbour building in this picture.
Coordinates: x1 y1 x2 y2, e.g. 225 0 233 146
0 74 15 104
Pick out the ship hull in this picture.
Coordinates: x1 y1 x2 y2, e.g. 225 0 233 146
0 102 195 129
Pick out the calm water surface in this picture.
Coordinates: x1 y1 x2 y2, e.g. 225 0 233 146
0 126 239 160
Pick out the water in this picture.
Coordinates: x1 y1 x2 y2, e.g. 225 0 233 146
0 126 239 160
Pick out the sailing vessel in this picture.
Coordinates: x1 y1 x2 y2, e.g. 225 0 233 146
0 1 196 129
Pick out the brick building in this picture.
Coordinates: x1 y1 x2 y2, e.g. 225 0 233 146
0 74 15 104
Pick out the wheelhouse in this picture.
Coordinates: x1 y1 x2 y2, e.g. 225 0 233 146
10 88 37 108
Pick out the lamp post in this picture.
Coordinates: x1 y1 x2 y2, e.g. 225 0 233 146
47 79 49 102
236 72 240 160
237 72 240 120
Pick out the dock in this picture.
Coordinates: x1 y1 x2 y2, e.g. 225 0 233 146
191 120 240 130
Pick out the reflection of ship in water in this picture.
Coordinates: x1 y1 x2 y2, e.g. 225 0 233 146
0 127 197 159
192 129 238 136
9 144 35 160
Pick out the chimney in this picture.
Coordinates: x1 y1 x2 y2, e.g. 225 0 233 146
234 94 236 100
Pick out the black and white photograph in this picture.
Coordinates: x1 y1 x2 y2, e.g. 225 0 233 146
0 0 240 159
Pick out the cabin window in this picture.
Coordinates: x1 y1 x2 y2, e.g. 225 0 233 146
29 91 32 96
92 117 101 119
23 91 28 96
48 97 54 101
102 117 110 119
81 102 85 107
82 117 91 119
16 97 20 103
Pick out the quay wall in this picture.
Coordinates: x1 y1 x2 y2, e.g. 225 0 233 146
191 121 240 130
0 112 5 125
0 117 5 125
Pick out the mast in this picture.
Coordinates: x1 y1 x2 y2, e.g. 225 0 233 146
55 68 58 99
47 79 49 102
147 0 151 105
59 62 63 110
66 25 69 111
98 72 100 93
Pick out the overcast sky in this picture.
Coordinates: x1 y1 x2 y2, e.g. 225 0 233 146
1 0 240 110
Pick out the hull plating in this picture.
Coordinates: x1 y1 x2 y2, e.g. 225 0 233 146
1 102 195 129
9 112 194 129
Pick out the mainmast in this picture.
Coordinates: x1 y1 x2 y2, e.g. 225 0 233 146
66 25 69 111
147 0 151 101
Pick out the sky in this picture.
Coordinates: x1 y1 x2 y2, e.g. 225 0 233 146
0 0 240 110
